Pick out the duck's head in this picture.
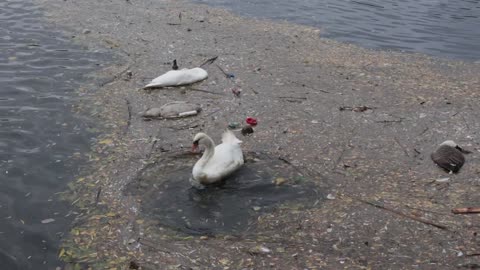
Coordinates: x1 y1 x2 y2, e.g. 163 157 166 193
440 140 458 148
440 140 471 154
192 132 207 152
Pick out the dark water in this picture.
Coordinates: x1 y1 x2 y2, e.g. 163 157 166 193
0 1 108 269
126 153 324 235
193 0 480 60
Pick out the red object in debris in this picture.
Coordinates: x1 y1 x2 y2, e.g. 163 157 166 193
246 117 257 126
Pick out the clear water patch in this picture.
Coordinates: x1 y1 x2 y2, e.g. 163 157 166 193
125 152 325 235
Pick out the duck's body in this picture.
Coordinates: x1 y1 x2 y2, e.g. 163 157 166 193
431 140 468 173
191 131 244 187
144 67 208 88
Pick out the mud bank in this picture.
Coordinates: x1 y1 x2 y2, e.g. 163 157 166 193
35 0 480 269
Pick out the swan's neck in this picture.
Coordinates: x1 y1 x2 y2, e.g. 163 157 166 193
198 136 215 167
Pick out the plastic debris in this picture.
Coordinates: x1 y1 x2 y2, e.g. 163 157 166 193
231 87 242 97
41 218 55 224
435 177 450 183
273 177 287 186
246 117 257 126
241 125 254 136
249 245 272 255
228 122 240 129
142 101 201 119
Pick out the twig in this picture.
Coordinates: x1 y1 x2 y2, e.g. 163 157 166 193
419 127 429 136
339 106 374 112
393 136 410 157
356 198 448 230
278 96 307 100
287 79 329 93
188 87 224 95
95 187 102 206
146 139 158 159
452 207 480 214
166 23 181 26
124 98 132 133
375 118 404 123
139 239 171 254
99 62 134 87
404 205 446 216
278 157 304 175
216 64 234 79
199 56 218 67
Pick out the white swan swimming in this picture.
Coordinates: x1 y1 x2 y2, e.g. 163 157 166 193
190 130 244 187
144 67 208 88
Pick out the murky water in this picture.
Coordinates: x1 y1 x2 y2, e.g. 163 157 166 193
126 152 324 235
0 1 108 269
193 0 480 60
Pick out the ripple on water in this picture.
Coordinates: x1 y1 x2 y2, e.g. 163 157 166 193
193 0 480 60
125 152 325 235
0 0 109 269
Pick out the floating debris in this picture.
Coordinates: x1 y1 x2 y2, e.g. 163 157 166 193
273 177 287 186
142 101 201 119
246 117 257 126
41 218 55 224
228 122 240 129
231 87 242 97
435 177 450 183
241 125 254 136
326 193 336 200
249 245 271 255
339 105 374 112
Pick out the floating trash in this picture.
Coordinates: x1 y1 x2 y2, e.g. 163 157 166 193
228 122 240 129
246 117 257 126
241 125 254 136
142 101 201 119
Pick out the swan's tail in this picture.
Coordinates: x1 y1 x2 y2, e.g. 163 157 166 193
222 130 242 144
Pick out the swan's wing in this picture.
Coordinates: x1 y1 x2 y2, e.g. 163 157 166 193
221 130 242 144
145 68 208 88
202 143 244 179
145 70 179 88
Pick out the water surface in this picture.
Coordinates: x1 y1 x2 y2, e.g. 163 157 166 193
125 152 324 235
193 0 480 60
0 0 108 268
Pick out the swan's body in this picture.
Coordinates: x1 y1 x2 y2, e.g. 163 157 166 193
144 67 208 88
191 131 244 187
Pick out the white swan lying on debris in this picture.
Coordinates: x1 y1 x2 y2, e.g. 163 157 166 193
144 67 208 88
190 130 244 187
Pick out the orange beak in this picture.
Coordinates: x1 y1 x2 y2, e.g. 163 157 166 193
191 143 199 153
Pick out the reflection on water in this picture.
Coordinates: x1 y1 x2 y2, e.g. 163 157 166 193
193 0 480 60
0 0 108 269
126 153 324 235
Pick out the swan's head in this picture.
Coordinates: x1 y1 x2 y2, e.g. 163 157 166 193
192 132 208 152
